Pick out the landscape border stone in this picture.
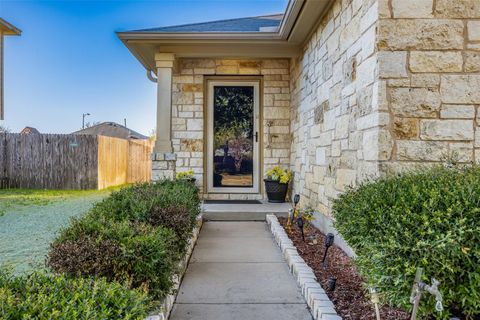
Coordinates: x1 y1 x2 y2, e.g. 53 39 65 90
146 214 203 320
266 214 342 320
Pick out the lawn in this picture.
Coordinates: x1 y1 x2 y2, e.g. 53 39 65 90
0 188 112 274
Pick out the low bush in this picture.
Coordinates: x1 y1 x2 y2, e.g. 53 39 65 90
48 180 200 299
333 166 480 318
91 179 199 224
0 270 151 319
148 205 193 241
48 217 178 298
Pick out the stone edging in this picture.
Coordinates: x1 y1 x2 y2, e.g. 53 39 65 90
146 214 203 320
266 214 342 320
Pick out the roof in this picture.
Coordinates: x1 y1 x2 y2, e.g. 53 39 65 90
20 127 40 134
0 18 21 36
116 0 332 71
73 122 148 140
132 14 283 33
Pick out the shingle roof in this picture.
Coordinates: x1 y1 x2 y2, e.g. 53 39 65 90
133 14 283 33
73 122 148 140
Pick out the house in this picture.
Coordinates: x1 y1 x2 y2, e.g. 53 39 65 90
0 18 21 120
20 126 40 134
73 122 149 140
117 0 480 216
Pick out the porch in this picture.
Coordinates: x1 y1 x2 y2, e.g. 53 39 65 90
202 199 291 220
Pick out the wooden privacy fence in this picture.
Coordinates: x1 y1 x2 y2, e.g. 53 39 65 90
0 133 153 190
97 136 153 189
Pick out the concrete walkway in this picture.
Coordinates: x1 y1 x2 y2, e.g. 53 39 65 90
170 221 313 320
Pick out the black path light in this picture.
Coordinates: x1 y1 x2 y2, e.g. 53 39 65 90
327 277 337 291
321 233 335 269
296 214 305 241
288 194 300 229
293 194 300 207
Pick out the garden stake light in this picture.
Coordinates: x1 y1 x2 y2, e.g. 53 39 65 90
327 277 336 291
409 267 443 320
293 194 300 207
288 194 300 230
296 215 305 241
321 233 335 268
369 287 381 320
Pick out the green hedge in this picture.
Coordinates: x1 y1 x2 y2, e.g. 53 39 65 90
333 166 480 318
48 180 200 299
0 271 150 319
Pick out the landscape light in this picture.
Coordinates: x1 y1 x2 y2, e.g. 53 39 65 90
296 215 304 241
293 194 300 206
321 233 335 268
327 277 336 291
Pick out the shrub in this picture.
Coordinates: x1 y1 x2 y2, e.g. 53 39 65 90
48 236 121 276
48 216 179 298
0 270 151 319
90 180 199 235
333 166 480 319
148 205 193 242
48 180 201 299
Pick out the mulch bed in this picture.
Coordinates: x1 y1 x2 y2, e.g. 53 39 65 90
278 217 410 320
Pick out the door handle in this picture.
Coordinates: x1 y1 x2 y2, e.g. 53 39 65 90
255 131 259 142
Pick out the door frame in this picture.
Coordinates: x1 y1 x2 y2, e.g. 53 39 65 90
205 77 262 194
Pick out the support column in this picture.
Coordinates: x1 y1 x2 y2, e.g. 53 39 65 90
151 53 176 181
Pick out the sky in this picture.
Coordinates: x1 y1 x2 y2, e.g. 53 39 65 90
1 0 288 135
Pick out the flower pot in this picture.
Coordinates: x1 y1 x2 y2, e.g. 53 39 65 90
264 179 289 203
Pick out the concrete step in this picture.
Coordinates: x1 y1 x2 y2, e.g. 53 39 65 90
202 202 291 221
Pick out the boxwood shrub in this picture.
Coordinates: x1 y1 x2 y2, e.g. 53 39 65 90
48 180 200 299
0 270 151 319
333 166 480 319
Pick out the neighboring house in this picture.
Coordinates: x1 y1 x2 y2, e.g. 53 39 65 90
117 0 480 215
73 122 148 140
20 126 40 134
0 18 21 120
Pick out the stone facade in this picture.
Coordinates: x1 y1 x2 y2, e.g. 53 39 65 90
152 0 479 213
289 0 480 215
379 0 480 174
290 0 383 214
169 58 291 199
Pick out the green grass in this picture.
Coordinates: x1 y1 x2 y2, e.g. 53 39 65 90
0 187 121 274
0 187 121 214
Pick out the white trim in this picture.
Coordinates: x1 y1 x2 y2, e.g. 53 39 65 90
206 80 260 194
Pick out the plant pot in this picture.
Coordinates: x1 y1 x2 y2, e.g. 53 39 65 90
264 179 289 203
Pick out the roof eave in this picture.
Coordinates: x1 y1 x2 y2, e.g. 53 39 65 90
116 31 283 41
117 0 332 71
0 18 22 35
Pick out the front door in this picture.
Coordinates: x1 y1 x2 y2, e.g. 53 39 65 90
206 80 260 194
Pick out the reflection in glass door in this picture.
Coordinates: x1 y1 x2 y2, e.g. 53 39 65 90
207 81 259 193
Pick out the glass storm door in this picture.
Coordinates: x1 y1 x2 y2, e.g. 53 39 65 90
207 81 260 194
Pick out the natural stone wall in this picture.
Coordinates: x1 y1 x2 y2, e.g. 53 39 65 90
378 0 480 173
290 0 383 214
170 58 291 199
290 0 480 215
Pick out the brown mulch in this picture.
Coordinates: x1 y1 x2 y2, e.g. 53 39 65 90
278 217 410 320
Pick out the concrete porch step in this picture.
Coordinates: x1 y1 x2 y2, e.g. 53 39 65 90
202 201 291 221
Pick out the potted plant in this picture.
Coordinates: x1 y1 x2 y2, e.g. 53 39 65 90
264 166 292 203
176 170 196 183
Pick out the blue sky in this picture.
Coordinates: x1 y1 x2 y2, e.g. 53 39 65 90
1 0 288 135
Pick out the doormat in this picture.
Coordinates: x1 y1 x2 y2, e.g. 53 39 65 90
203 200 263 204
